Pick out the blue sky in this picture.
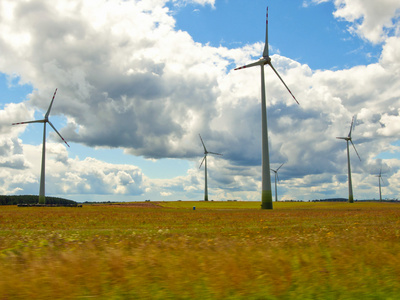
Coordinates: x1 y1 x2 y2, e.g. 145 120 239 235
170 0 381 70
0 0 400 202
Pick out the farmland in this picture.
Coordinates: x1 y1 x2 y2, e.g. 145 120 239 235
1 201 400 299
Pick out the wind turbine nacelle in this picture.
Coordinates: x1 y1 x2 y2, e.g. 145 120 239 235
262 56 271 63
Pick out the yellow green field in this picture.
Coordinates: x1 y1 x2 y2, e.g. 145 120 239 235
1 201 400 299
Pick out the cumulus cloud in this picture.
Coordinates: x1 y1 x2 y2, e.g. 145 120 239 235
172 0 215 8
0 142 148 199
332 0 400 43
0 0 399 201
0 0 229 161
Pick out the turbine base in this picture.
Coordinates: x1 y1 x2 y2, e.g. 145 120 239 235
261 190 273 209
39 195 46 204
348 195 354 203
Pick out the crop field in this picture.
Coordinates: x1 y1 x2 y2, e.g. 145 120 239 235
1 201 400 299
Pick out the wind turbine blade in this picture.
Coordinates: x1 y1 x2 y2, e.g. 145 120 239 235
276 163 284 172
12 119 45 125
199 155 206 169
268 63 299 105
199 134 207 153
262 7 269 58
45 88 58 119
348 115 355 138
270 168 276 173
48 120 70 147
336 137 347 140
350 140 361 161
277 173 280 183
234 60 263 70
208 151 222 156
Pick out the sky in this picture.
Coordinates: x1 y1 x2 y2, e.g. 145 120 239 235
0 0 400 202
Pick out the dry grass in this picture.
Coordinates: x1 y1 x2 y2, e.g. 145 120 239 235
1 202 400 299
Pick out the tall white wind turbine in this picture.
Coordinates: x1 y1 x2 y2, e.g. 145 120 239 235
12 89 70 204
199 134 222 201
271 163 284 202
234 7 299 209
336 116 360 203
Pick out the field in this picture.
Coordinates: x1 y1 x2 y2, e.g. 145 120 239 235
1 201 400 299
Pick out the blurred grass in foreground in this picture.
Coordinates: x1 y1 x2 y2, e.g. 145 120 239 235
1 201 400 299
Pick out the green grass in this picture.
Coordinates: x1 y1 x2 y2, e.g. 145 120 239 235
1 202 400 299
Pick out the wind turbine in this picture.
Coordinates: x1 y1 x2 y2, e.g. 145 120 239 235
271 163 284 202
336 115 360 203
376 168 386 202
199 134 222 201
12 88 70 204
234 7 299 209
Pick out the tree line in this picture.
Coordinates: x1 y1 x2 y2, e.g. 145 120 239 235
0 195 77 205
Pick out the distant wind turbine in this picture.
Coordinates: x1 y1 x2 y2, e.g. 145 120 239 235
199 134 222 201
271 163 284 202
12 89 70 204
336 115 360 203
376 168 386 202
234 7 299 209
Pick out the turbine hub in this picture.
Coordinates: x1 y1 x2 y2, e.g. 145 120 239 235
261 56 271 64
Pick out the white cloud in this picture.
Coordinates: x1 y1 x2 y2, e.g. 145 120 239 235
0 142 148 198
332 0 400 43
171 0 215 8
302 0 330 8
160 191 172 196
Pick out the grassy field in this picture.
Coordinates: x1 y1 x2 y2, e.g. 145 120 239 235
1 201 400 299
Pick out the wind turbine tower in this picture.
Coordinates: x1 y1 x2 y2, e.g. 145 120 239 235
271 163 284 202
234 7 299 209
199 134 222 201
376 168 385 202
12 89 70 204
336 116 360 203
